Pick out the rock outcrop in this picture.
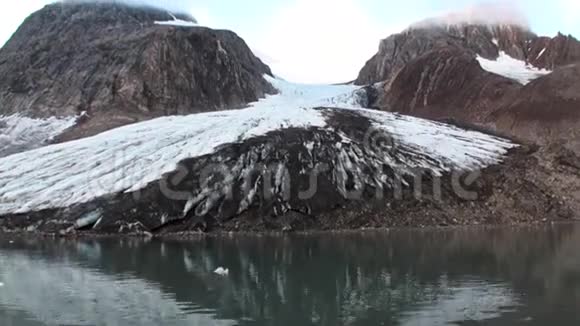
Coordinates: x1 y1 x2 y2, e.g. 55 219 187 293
356 23 580 86
527 33 580 70
490 63 580 149
374 47 521 123
356 20 580 216
359 23 580 151
355 24 536 85
365 46 579 154
0 2 274 141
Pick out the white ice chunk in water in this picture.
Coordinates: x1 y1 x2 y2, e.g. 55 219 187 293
214 267 229 276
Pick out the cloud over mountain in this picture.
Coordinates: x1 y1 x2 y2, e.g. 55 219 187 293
61 0 195 15
412 1 529 28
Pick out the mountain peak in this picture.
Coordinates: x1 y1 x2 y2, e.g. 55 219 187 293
356 19 536 86
39 1 197 27
0 0 273 147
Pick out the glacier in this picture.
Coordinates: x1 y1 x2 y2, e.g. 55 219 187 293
0 76 516 228
0 115 77 158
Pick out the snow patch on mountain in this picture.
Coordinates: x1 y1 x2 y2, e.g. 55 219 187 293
155 13 198 27
476 51 551 84
0 115 77 158
0 77 515 216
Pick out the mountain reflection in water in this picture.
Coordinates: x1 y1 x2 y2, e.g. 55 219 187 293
1 224 580 325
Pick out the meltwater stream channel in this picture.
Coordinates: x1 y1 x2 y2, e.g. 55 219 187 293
1 224 580 325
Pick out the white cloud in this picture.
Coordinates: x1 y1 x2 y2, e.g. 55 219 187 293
0 0 218 47
0 0 52 47
558 0 580 35
62 0 199 15
252 0 408 84
414 1 529 28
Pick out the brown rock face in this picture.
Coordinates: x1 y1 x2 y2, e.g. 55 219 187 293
490 63 580 149
445 24 535 60
355 24 535 85
356 22 580 86
358 22 580 150
358 24 580 214
527 33 580 70
376 47 521 123
370 47 580 153
0 2 274 140
356 28 459 86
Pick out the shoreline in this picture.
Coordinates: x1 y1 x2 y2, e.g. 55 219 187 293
1 219 577 241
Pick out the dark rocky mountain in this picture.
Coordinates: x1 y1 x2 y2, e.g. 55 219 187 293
374 47 521 123
0 1 274 140
490 63 580 147
356 23 580 86
366 45 580 153
357 21 580 145
527 33 580 69
356 24 536 85
357 20 580 216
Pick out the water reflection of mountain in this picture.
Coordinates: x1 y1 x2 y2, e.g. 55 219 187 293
1 224 580 325
0 244 236 325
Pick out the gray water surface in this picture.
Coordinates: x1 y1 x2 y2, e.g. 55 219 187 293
1 224 580 325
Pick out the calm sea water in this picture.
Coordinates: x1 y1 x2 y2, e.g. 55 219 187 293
1 224 580 326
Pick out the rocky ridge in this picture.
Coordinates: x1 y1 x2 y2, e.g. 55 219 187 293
355 24 538 86
356 20 580 216
357 21 580 147
0 2 274 142
527 33 580 69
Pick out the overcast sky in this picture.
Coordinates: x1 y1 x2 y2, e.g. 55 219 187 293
1 0 579 83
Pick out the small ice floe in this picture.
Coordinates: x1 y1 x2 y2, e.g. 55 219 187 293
0 282 4 287
9 240 14 244
213 267 229 276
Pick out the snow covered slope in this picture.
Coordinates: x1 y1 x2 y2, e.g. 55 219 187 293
477 51 551 84
0 77 515 219
0 115 77 158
